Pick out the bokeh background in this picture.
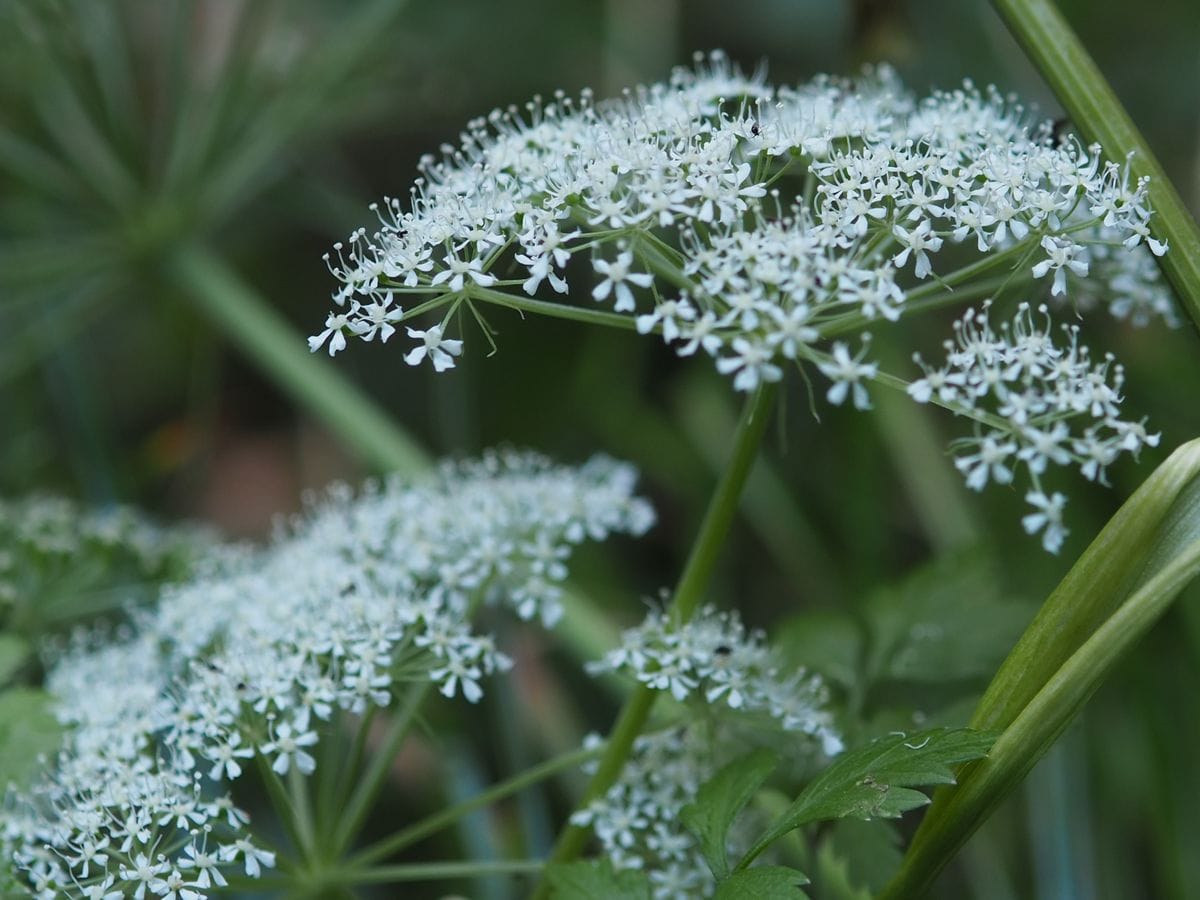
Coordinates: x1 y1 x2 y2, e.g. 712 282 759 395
2 1 1199 898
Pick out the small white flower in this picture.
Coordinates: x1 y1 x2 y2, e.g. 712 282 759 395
1032 235 1089 296
592 252 654 313
954 435 1018 491
817 341 878 409
636 298 696 342
349 298 404 342
308 311 352 356
892 220 944 279
262 717 319 776
715 336 783 392
1022 490 1069 553
221 838 277 879
404 323 464 371
430 248 497 292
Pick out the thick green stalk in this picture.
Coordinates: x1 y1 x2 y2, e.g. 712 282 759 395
169 246 428 474
881 439 1200 897
881 533 1200 897
529 382 779 897
991 0 1200 329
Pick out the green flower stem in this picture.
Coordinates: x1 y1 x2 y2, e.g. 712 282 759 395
348 743 603 868
317 706 378 853
329 679 433 859
818 272 1019 339
468 285 641 332
330 858 545 886
169 245 429 474
991 0 1200 330
530 382 779 898
255 753 307 865
288 764 317 863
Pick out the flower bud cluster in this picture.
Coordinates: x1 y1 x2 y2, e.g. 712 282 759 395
5 452 653 898
908 304 1160 551
572 606 840 896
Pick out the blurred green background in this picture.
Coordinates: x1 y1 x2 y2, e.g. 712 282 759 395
1 1 1198 898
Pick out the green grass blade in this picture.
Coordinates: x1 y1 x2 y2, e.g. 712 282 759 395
990 0 1200 332
169 245 428 474
880 438 1200 897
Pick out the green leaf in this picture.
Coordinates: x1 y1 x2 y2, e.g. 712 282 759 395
819 818 904 896
775 611 861 690
0 634 31 686
814 839 873 900
544 860 651 900
882 440 1200 898
681 748 779 880
864 552 1031 684
0 687 61 788
990 0 1200 331
714 866 809 900
738 727 996 869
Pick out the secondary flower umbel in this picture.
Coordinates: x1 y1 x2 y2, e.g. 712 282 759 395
575 605 840 898
5 452 654 899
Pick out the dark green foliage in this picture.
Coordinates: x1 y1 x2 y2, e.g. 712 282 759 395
739 728 996 868
544 859 652 900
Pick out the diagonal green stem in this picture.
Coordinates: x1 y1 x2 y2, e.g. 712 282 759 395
468 285 641 332
880 515 1200 898
529 382 779 898
881 438 1200 897
990 0 1200 331
348 743 602 868
168 245 428 474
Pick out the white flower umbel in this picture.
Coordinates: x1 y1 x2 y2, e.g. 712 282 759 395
575 607 840 897
907 304 1159 552
588 604 841 754
570 729 718 899
5 451 654 898
313 52 1172 407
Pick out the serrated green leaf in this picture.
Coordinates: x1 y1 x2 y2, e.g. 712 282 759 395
714 866 809 900
0 634 31 686
545 859 651 900
0 687 61 787
737 727 996 870
681 748 779 880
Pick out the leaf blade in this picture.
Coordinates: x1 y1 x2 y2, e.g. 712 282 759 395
681 748 779 880
738 727 995 869
714 866 809 900
544 859 651 900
